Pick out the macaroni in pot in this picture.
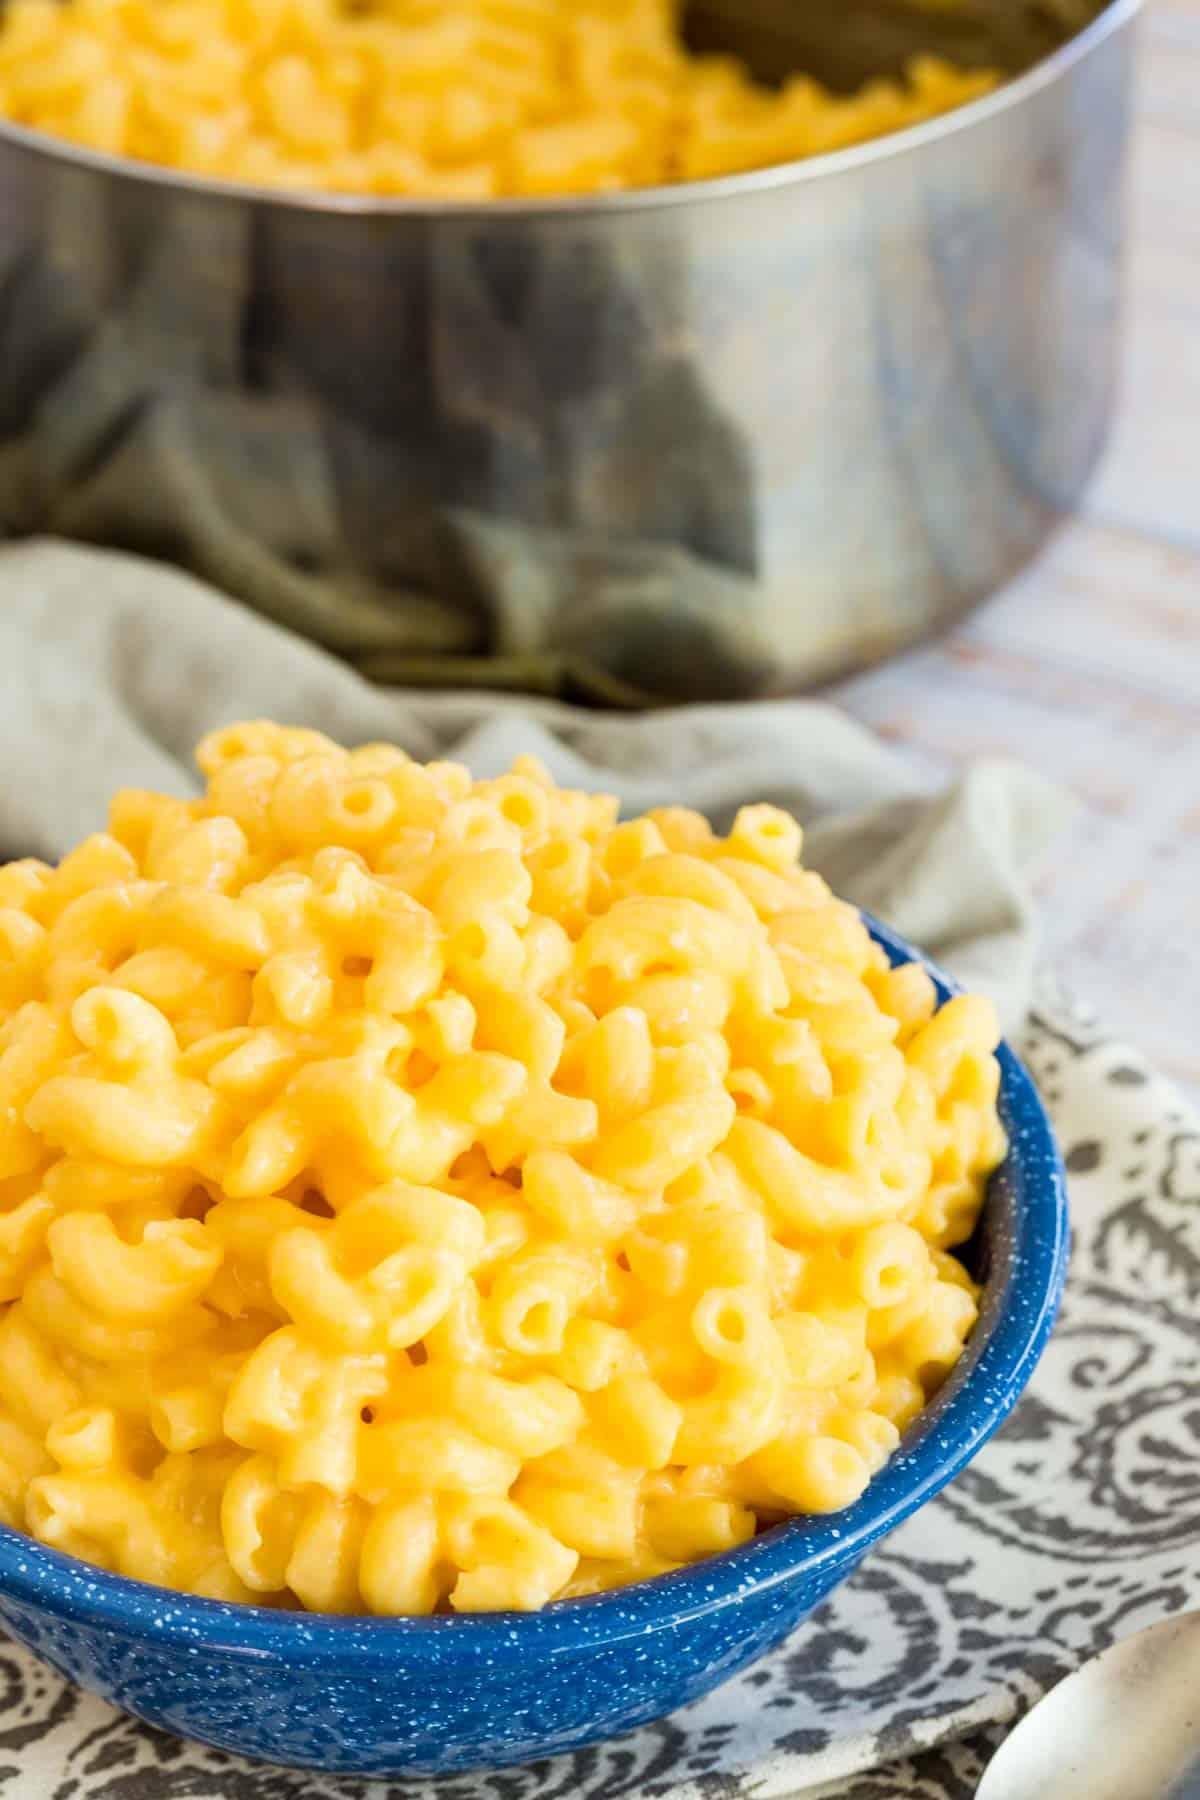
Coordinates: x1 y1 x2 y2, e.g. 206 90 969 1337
0 725 1005 1612
0 0 999 196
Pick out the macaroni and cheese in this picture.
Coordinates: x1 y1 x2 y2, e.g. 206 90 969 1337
0 724 1005 1612
0 0 999 197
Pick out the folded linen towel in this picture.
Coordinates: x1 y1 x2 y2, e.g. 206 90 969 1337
0 538 1069 1030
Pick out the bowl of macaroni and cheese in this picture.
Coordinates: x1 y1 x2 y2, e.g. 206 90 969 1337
0 723 1067 1774
0 0 1136 699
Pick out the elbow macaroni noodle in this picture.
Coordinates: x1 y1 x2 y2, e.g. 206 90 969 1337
0 724 1006 1612
0 0 999 198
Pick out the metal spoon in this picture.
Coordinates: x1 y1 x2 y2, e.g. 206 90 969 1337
977 1612 1200 1800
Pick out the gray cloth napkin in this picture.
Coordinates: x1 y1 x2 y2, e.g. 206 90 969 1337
0 537 1069 1031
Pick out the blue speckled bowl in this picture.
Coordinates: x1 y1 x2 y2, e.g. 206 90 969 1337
0 918 1068 1777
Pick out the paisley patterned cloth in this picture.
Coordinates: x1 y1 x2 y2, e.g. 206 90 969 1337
1 973 1196 1799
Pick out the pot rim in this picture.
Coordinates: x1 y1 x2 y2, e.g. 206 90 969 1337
0 0 1142 219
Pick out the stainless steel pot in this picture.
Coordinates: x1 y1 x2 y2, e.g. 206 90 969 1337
0 0 1141 703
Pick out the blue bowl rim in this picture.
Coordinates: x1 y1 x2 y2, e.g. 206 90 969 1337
0 913 1068 1661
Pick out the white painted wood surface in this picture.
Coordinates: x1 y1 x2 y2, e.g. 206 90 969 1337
835 0 1200 1102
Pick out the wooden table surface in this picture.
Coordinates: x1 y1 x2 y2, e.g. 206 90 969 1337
834 0 1200 1104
